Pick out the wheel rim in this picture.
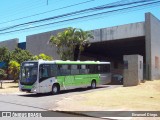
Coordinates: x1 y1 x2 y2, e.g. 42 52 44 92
92 82 96 88
53 86 57 93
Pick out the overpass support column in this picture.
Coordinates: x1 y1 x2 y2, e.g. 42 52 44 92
123 55 143 87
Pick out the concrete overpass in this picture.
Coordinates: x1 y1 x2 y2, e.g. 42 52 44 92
0 12 160 80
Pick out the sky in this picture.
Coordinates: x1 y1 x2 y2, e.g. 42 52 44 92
0 0 160 43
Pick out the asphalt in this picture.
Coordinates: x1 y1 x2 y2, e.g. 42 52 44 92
0 85 122 120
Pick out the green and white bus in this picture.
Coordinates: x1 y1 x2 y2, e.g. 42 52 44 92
19 60 111 94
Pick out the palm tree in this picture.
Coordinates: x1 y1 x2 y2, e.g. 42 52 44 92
76 29 94 60
50 27 77 60
50 27 93 60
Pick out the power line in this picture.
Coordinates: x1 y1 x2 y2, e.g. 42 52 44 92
0 0 154 32
0 0 159 35
0 0 96 25
0 0 44 19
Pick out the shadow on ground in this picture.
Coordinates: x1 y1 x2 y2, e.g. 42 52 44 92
19 86 109 97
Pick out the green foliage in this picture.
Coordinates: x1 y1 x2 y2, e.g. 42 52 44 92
0 47 33 80
0 69 7 80
0 47 11 67
50 27 93 60
75 29 94 60
0 47 53 81
32 53 53 60
8 61 20 82
11 48 33 64
50 27 76 60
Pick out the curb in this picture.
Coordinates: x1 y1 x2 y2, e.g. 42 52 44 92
49 110 132 119
50 110 94 117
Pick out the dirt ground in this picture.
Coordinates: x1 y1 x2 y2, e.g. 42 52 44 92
55 80 160 111
0 81 20 94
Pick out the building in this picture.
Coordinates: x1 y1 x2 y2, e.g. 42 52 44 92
0 12 160 80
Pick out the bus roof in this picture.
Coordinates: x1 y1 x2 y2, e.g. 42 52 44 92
23 60 110 65
55 60 110 64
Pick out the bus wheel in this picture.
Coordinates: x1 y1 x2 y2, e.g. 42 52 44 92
52 84 59 95
91 80 96 89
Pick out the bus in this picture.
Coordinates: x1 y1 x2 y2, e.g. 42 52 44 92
19 60 111 94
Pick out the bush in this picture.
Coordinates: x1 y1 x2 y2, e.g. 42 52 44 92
8 61 20 82
0 69 7 80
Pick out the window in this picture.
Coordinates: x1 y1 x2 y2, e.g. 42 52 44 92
71 65 79 75
71 65 77 69
50 65 57 77
81 65 86 69
39 64 52 82
89 65 98 74
103 64 110 73
58 65 71 76
98 64 110 74
79 65 88 74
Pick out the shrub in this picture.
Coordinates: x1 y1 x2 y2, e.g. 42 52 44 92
0 69 7 80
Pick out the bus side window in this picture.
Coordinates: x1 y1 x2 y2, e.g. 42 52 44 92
98 64 110 74
103 64 110 73
50 65 57 77
57 65 62 76
79 65 87 74
71 65 79 75
39 64 51 82
59 65 70 76
42 67 49 77
86 65 90 74
89 65 98 74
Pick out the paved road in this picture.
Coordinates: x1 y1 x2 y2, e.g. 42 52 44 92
0 85 121 120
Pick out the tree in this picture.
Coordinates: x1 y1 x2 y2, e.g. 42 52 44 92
0 47 11 68
0 47 37 81
50 27 76 60
32 53 53 60
11 48 33 64
8 61 20 82
50 27 93 60
0 69 7 80
75 29 93 60
0 47 12 79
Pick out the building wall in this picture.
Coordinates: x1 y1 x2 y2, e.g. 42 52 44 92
0 38 19 50
90 22 145 43
145 13 160 80
26 28 65 60
26 22 146 60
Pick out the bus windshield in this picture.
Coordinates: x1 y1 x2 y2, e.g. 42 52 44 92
20 62 38 85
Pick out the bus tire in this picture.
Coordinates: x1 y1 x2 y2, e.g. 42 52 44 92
51 84 60 95
91 80 96 89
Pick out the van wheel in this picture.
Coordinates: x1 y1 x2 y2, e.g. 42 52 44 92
52 84 59 95
91 80 96 89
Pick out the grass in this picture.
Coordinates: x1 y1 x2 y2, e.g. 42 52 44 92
0 82 20 93
56 80 160 111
